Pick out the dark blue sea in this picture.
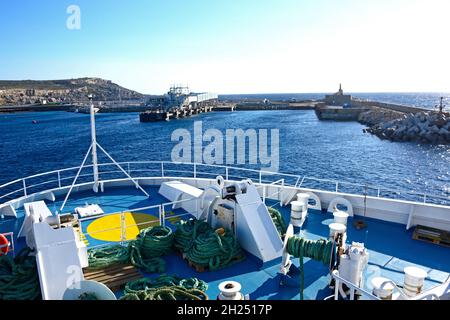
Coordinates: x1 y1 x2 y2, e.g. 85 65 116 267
0 93 449 203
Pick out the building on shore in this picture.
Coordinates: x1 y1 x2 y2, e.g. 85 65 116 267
324 84 352 107
316 85 368 121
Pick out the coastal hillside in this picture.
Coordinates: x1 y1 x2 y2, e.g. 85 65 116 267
0 78 144 106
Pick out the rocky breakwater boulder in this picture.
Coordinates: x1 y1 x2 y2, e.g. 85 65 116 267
358 107 404 127
365 111 450 144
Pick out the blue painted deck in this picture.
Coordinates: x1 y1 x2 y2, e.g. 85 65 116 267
1 186 449 300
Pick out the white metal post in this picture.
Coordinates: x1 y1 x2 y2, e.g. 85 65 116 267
57 171 61 188
90 96 99 193
120 211 126 245
162 205 166 227
22 179 27 197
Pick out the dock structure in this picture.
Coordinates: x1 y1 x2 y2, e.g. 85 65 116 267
214 103 236 112
315 84 430 121
140 85 218 122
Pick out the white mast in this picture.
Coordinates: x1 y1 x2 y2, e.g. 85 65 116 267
59 94 149 213
89 94 99 192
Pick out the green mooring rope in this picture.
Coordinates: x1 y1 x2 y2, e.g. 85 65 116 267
120 274 208 300
120 286 208 300
0 248 41 300
286 236 334 300
128 226 174 273
87 245 130 270
174 219 244 271
87 226 174 273
268 207 287 236
124 274 208 294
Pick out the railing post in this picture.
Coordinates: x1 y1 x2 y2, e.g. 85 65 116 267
193 163 197 179
423 194 427 204
127 162 130 174
57 171 61 188
23 179 27 197
298 176 305 188
161 162 165 178
259 171 262 184
334 280 340 300
335 181 339 193
120 211 126 245
225 167 229 181
377 188 380 198
162 205 166 228
159 205 162 226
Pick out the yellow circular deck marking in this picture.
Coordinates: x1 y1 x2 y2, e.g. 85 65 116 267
87 212 158 242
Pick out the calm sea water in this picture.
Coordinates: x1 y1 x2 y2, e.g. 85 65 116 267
220 92 450 109
0 106 449 202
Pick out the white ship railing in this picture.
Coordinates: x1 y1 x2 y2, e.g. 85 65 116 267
0 161 449 207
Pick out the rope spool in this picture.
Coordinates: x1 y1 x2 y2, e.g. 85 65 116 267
174 219 244 271
286 235 336 300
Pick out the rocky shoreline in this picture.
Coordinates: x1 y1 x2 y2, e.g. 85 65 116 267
0 78 143 106
360 108 450 144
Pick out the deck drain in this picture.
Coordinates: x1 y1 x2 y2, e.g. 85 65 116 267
353 220 367 230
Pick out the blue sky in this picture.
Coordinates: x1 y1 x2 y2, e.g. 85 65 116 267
0 0 449 94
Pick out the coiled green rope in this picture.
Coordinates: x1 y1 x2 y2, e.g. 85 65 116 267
121 274 208 300
174 219 244 271
120 286 208 300
268 207 287 236
128 226 174 273
87 226 174 273
286 236 334 300
0 248 41 300
87 245 130 270
124 274 208 294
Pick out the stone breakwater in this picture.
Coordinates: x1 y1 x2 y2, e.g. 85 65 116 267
358 107 404 127
362 110 450 144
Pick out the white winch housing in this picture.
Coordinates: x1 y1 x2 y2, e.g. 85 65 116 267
338 242 369 287
159 177 284 263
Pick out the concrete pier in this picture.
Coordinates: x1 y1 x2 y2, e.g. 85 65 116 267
315 105 368 121
140 105 215 122
214 104 236 112
0 103 73 113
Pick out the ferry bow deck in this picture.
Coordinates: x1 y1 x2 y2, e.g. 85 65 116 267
2 185 448 300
